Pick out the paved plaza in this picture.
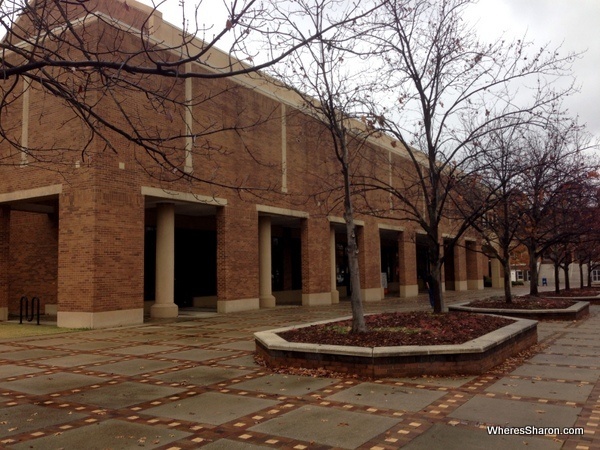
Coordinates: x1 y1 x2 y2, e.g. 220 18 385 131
0 288 598 449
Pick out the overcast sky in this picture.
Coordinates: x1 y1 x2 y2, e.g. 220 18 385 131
152 0 599 140
466 0 600 139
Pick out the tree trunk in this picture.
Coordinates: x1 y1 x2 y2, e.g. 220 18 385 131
428 239 444 313
554 263 560 293
345 219 365 332
503 259 512 303
341 140 366 333
528 244 539 296
564 264 570 291
579 262 584 289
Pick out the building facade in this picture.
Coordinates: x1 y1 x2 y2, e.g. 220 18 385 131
0 0 490 328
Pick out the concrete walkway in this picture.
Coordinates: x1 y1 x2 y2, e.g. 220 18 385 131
0 288 598 449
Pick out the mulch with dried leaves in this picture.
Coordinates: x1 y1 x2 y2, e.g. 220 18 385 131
467 296 575 310
278 311 514 347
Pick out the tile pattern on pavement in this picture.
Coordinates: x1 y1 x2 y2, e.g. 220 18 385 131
0 288 598 449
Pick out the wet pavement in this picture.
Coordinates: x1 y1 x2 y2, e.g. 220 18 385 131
0 287 598 449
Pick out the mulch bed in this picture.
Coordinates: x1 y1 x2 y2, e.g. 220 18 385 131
543 288 600 297
277 311 514 347
467 296 575 310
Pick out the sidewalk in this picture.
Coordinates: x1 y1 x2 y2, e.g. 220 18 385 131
0 287 597 449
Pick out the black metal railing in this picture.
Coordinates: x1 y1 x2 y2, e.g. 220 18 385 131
19 296 40 325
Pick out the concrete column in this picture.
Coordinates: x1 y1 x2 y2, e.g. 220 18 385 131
398 232 419 297
151 203 178 318
259 216 276 307
330 227 339 304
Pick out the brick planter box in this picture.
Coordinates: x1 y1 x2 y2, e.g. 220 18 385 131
449 301 590 321
255 315 537 379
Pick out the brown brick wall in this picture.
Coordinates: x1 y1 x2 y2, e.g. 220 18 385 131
0 207 9 311
8 210 58 314
0 0 490 320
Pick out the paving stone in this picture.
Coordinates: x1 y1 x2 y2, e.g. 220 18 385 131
161 336 223 346
249 405 400 449
528 354 600 367
485 377 593 402
219 355 261 367
23 337 79 347
553 337 600 348
213 340 256 351
61 381 186 408
91 358 179 376
0 372 105 395
0 344 20 352
326 382 446 411
41 353 116 368
165 348 237 361
391 375 476 388
0 364 46 379
233 374 337 396
144 391 279 425
0 404 88 437
402 423 561 450
9 418 191 449
200 439 273 449
449 396 581 428
61 341 124 351
510 363 600 382
152 366 252 385
105 344 180 355
0 349 66 361
544 344 600 356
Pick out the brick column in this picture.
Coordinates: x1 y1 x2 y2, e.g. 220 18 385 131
358 221 382 302
398 231 418 297
151 203 178 318
453 240 468 291
300 217 331 305
58 187 144 328
491 258 504 288
466 240 484 290
0 206 9 321
216 204 259 312
259 216 276 308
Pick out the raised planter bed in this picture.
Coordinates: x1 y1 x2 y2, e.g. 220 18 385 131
255 315 537 379
449 301 590 321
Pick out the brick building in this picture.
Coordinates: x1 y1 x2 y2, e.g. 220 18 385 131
0 0 491 328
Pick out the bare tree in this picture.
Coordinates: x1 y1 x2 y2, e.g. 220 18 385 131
514 117 595 296
468 122 530 303
264 0 384 332
354 0 578 312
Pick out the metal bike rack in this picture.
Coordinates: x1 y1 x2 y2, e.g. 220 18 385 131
19 296 40 325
